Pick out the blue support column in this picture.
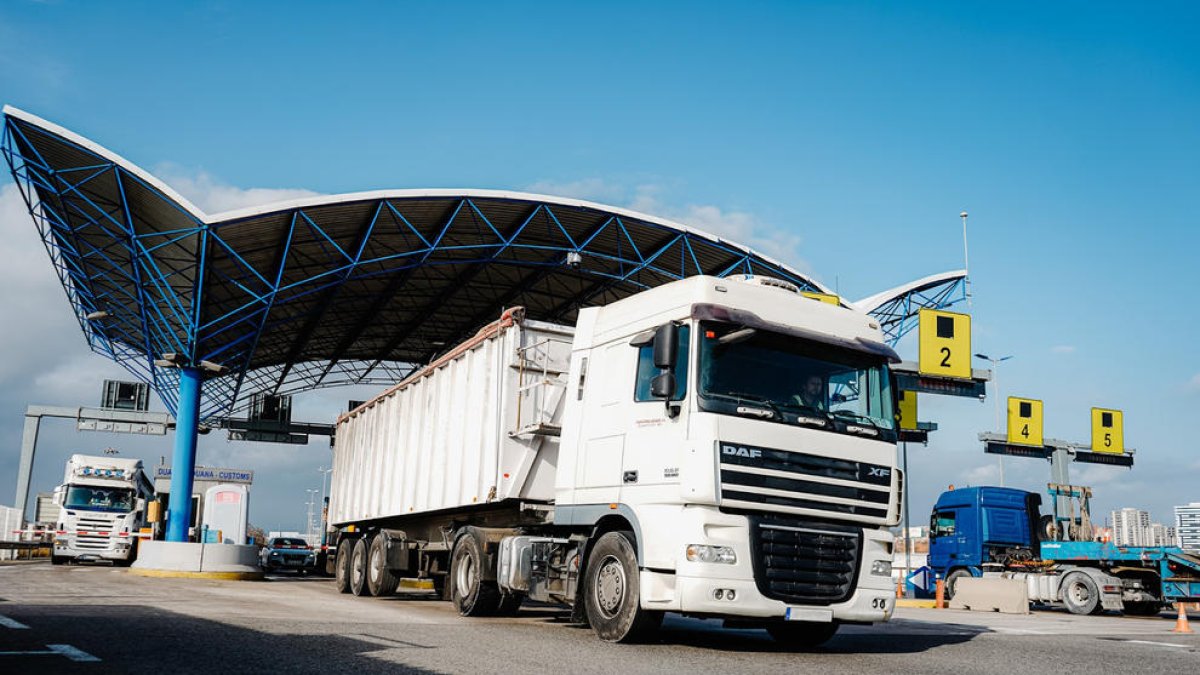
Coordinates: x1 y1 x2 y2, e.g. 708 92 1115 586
166 367 203 542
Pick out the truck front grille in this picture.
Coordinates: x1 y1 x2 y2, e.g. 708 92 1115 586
718 442 893 523
748 515 861 606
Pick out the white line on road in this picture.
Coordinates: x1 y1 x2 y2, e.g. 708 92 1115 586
0 614 29 629
0 644 101 662
1122 640 1190 649
47 644 102 662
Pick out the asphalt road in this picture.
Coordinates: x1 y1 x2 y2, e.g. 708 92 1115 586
1 560 1196 674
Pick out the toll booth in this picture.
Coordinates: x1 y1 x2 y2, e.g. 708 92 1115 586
153 465 254 542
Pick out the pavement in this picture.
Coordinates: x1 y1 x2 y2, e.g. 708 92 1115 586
1 560 1197 674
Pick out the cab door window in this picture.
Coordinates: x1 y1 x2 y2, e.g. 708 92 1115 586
634 325 690 402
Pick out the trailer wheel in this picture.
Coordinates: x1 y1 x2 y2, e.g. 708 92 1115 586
1061 572 1102 615
766 621 839 649
945 569 972 600
583 531 662 643
368 535 401 597
1122 601 1162 616
349 537 371 596
451 528 501 616
334 537 354 593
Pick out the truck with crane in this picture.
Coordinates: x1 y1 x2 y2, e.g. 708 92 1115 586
51 454 155 565
928 485 1200 615
326 275 905 644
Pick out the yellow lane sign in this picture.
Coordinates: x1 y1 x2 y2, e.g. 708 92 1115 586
1007 397 1044 447
918 309 971 379
1091 408 1124 454
897 390 917 431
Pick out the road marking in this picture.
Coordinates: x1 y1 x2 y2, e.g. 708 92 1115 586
0 644 100 662
0 614 29 629
1122 640 1189 649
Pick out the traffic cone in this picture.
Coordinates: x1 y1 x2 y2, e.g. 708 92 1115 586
896 575 904 599
1172 603 1193 634
934 579 946 609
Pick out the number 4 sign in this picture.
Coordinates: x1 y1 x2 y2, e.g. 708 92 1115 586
1091 408 1124 454
918 309 972 379
1007 397 1044 447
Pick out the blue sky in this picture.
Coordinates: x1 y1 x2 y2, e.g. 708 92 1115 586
1 1 1197 532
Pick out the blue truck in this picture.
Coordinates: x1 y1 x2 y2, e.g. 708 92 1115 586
928 486 1200 615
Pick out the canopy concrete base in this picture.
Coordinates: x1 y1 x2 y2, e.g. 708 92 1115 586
129 541 263 580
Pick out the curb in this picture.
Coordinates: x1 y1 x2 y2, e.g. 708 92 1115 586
896 599 938 608
127 568 263 581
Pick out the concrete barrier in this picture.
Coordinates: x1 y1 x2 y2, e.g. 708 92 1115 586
130 541 262 580
949 577 1029 614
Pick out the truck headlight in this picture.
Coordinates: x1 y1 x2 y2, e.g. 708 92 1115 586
686 544 737 564
871 560 892 576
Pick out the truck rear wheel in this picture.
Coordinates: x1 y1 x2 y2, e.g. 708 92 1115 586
451 527 501 616
334 537 353 593
766 621 839 649
584 531 662 643
1061 572 1102 615
368 535 401 597
349 537 371 596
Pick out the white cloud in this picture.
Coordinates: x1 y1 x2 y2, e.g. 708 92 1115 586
153 163 321 215
524 177 808 271
1188 373 1200 392
964 463 999 484
1052 345 1076 354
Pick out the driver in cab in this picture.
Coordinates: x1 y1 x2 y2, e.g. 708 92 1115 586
793 373 827 412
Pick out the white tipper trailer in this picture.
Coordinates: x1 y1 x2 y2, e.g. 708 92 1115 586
52 454 154 565
328 275 903 644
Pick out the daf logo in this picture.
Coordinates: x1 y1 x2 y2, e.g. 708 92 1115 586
868 467 891 478
721 444 762 459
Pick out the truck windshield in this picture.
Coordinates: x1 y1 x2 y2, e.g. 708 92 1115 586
64 486 135 513
697 321 895 439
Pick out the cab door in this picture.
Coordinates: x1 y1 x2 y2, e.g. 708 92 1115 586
621 325 691 495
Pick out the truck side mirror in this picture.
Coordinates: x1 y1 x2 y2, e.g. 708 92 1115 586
650 372 676 399
136 498 146 512
652 322 678 369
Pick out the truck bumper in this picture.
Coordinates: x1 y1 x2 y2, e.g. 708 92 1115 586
54 539 135 562
637 506 894 623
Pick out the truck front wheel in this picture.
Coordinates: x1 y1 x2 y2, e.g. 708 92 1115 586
583 531 662 643
767 621 839 649
1061 573 1102 615
945 569 973 600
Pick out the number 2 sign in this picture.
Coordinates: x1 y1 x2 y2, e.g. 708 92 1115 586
918 309 972 379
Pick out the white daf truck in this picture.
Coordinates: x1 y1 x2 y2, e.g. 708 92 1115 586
328 275 902 644
51 454 154 565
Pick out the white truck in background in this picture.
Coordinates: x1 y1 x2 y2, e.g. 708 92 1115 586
328 275 903 644
52 454 154 565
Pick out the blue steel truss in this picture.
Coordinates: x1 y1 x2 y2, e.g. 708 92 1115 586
4 110 847 422
863 275 968 346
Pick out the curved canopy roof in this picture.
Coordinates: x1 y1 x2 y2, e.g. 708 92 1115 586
3 106 837 420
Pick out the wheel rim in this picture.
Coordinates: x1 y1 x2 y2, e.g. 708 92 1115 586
352 546 365 586
456 551 475 597
1069 580 1090 604
593 554 626 619
369 547 381 585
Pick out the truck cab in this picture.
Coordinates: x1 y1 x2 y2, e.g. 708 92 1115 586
554 275 903 631
927 487 1041 593
52 454 154 565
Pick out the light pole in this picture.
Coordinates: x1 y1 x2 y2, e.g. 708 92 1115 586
960 211 971 306
305 489 318 543
975 352 1013 485
317 466 333 547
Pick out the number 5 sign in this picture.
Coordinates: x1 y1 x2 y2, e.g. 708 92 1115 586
918 309 972 379
1091 408 1124 454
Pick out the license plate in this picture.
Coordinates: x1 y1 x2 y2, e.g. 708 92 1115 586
785 607 833 622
